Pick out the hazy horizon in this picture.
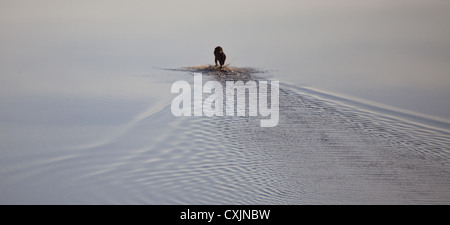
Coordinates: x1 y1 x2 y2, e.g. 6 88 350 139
1 0 449 120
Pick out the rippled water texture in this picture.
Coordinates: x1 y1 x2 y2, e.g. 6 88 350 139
1 68 448 204
1 1 449 204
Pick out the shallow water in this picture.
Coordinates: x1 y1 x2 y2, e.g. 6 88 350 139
1 68 448 204
1 1 449 204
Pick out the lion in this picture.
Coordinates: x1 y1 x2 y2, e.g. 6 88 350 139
214 46 226 68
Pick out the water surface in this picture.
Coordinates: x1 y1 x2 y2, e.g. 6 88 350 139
1 0 449 204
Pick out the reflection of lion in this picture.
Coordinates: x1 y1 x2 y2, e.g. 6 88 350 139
214 46 226 68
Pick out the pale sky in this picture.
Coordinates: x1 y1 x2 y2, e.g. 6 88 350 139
1 0 449 118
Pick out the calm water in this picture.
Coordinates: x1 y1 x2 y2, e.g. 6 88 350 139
1 0 449 204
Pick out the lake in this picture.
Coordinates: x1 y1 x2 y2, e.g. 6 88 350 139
1 0 449 204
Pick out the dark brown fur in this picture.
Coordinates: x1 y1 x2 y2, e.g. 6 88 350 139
214 46 226 68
